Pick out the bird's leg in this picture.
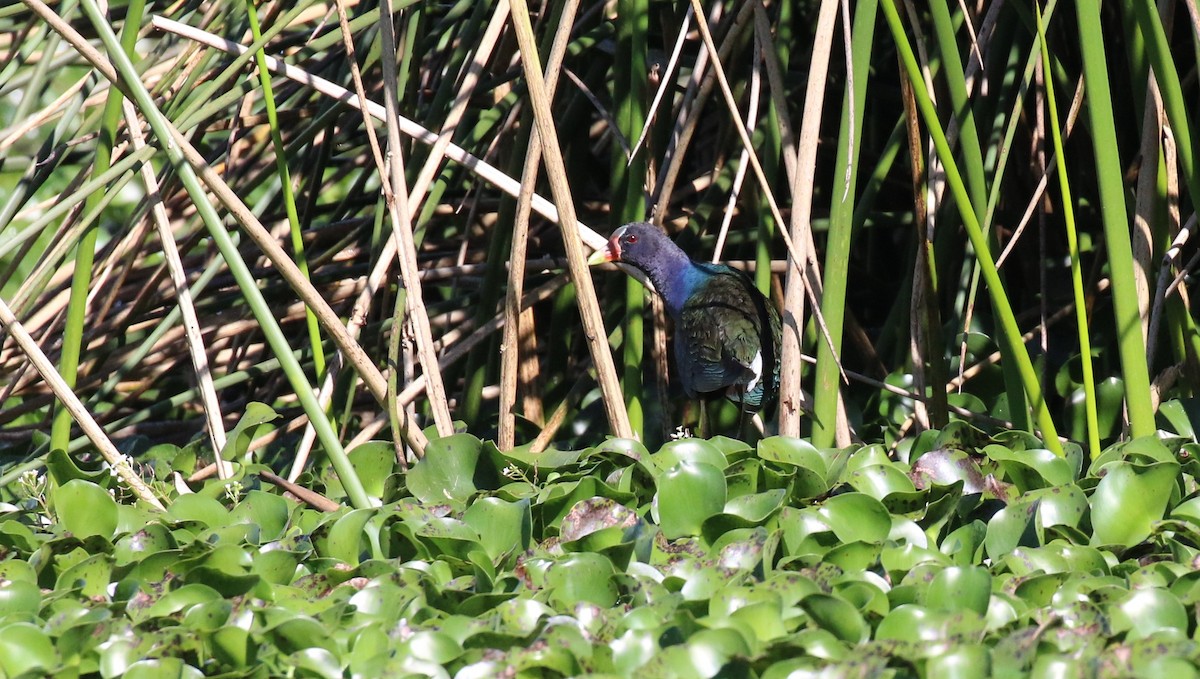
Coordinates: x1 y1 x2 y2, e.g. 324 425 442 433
697 400 709 439
735 385 748 442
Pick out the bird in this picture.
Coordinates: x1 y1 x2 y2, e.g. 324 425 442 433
588 221 782 413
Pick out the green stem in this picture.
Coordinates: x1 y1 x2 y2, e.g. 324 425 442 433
79 0 372 509
1074 0 1155 437
813 0 878 448
49 0 144 453
245 0 326 380
881 0 1063 454
1036 3 1099 457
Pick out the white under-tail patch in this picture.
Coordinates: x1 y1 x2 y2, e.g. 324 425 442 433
745 349 763 392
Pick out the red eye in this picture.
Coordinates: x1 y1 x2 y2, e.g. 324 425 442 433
626 234 638 244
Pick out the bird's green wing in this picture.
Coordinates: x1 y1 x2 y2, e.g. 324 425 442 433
675 270 771 398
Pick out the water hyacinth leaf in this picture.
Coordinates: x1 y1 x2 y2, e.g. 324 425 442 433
1003 547 1067 576
219 401 279 461
679 565 730 602
708 585 777 618
142 584 224 620
654 460 727 539
495 598 554 636
182 598 232 631
800 593 870 644
253 548 302 585
714 528 770 571
490 441 585 473
322 508 375 566
0 580 40 620
722 489 787 522
926 566 991 616
589 437 650 461
728 601 787 644
984 445 1075 491
758 437 827 477
166 493 231 528
875 604 951 642
706 436 755 458
1118 436 1178 465
652 438 728 473
211 626 256 668
939 521 987 565
932 421 993 451
1158 399 1197 439
1025 485 1088 535
45 449 110 486
122 658 207 679
463 497 531 561
55 553 113 599
844 445 896 473
286 648 342 679
53 479 118 540
1171 495 1200 525
269 616 338 655
1138 656 1200 679
823 540 884 575
345 441 396 500
1013 572 1071 608
910 449 988 493
229 489 292 541
725 459 763 498
881 543 951 575
407 434 484 504
817 493 891 544
610 628 656 674
985 501 1039 560
401 630 464 665
1110 588 1188 639
545 552 618 609
926 645 991 679
847 464 917 499
415 518 484 563
1090 461 1180 547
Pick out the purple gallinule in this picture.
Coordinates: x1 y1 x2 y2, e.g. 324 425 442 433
589 222 782 413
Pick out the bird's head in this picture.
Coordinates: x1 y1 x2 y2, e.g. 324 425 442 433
587 222 669 271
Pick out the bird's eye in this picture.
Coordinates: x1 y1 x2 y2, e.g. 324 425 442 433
626 234 638 244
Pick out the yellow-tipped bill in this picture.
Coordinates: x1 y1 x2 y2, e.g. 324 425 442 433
587 237 620 265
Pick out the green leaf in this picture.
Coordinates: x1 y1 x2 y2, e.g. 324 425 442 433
53 479 118 540
219 402 279 462
166 493 230 528
1110 588 1188 639
546 553 617 609
55 553 113 598
847 464 917 499
817 493 891 544
45 448 110 487
322 508 376 565
347 441 396 500
800 593 870 644
926 645 991 679
651 438 728 473
463 497 531 561
407 434 483 504
1090 461 1180 547
654 460 727 539
985 500 1039 560
0 622 57 677
925 566 991 616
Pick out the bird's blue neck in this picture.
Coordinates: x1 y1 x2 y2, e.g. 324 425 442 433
641 252 712 317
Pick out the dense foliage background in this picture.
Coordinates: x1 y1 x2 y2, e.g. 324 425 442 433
4 0 1200 675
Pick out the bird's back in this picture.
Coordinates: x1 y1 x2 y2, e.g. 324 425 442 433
673 265 781 411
